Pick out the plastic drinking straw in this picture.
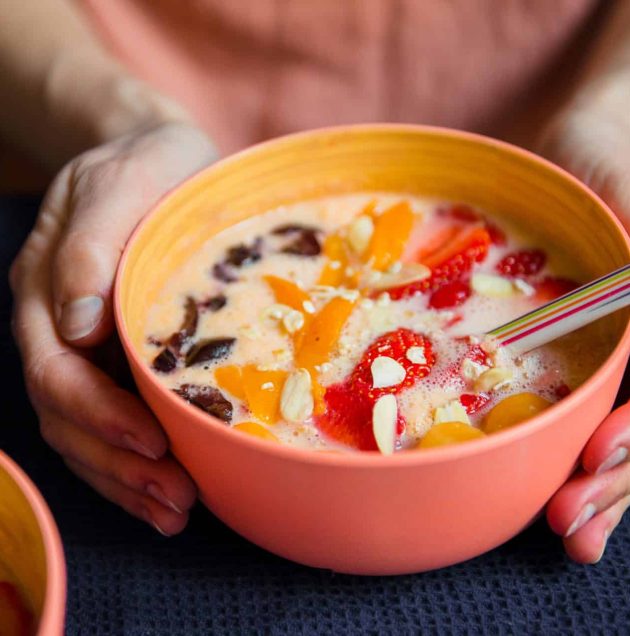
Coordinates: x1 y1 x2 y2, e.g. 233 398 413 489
487 264 630 354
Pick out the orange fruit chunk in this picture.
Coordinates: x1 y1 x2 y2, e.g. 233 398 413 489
366 201 414 271
295 297 355 370
311 376 327 416
214 365 245 400
264 275 311 311
417 422 486 448
241 365 288 424
318 235 348 287
233 421 279 442
482 392 552 434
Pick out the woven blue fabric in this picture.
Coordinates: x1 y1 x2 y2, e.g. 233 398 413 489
1 196 629 635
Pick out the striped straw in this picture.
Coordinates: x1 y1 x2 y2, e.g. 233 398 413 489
487 264 630 354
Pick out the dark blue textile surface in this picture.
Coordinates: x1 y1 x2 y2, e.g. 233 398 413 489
0 195 629 635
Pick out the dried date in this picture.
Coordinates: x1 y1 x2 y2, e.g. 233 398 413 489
185 337 236 367
174 384 233 422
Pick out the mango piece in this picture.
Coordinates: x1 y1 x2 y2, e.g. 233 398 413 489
295 297 355 370
233 421 279 442
311 376 327 416
241 365 288 424
482 392 552 434
417 421 486 448
366 201 414 270
318 235 348 287
214 365 245 400
264 275 311 312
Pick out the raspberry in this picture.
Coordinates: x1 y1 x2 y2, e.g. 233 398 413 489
429 280 471 309
496 249 546 277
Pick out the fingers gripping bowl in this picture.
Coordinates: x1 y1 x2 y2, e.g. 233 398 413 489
115 126 630 574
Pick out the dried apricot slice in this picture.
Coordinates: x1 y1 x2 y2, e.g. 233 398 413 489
318 235 348 287
264 275 311 311
233 421 279 442
366 201 414 270
417 421 486 448
214 365 245 400
241 365 288 424
482 392 551 434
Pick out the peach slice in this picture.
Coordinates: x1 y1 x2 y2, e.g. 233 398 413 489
214 365 245 400
366 201 414 271
264 275 311 312
241 365 288 424
295 297 355 370
233 421 280 442
417 421 486 448
481 392 552 434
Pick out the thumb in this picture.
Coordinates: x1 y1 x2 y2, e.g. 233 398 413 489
52 124 217 346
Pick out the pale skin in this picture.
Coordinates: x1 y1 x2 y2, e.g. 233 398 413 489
3 0 630 555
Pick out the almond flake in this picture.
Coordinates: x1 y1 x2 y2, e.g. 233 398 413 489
261 382 275 391
513 278 535 296
406 346 427 365
302 300 316 314
433 399 471 425
347 215 374 255
262 303 292 320
282 310 305 334
280 369 314 423
376 292 391 307
369 263 431 291
371 356 406 389
372 394 398 455
471 273 515 298
461 358 488 381
474 367 513 392
330 260 342 270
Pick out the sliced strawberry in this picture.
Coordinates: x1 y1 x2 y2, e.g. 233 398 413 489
535 276 579 302
485 221 506 246
460 392 490 414
389 227 491 299
429 280 471 309
437 203 480 223
465 343 491 367
350 328 435 401
496 249 546 278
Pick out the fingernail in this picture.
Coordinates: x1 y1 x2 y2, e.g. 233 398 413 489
593 529 609 564
59 296 104 340
147 482 183 514
596 447 629 475
565 502 597 537
122 433 159 460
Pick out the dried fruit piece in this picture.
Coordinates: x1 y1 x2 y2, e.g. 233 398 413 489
496 249 546 278
351 328 435 400
372 394 398 455
233 421 279 442
280 369 314 423
272 223 319 235
295 297 355 370
281 229 321 256
318 234 348 287
388 227 490 299
429 280 471 309
482 392 551 434
212 262 238 283
215 365 245 400
152 348 178 373
366 201 414 270
264 275 310 311
417 422 486 448
185 337 236 367
199 294 227 312
174 384 233 422
241 365 288 424
226 238 263 267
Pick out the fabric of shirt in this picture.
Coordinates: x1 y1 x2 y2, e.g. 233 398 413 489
77 0 600 155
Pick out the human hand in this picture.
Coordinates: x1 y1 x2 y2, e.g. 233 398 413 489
540 74 630 562
10 122 218 535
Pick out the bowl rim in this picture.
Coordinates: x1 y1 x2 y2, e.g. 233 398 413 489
114 123 630 466
0 449 66 633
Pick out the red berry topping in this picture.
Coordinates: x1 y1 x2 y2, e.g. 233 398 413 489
438 204 480 223
496 249 546 278
351 328 435 400
429 280 471 309
465 343 491 367
460 392 490 415
485 221 506 246
535 276 579 302
388 227 491 299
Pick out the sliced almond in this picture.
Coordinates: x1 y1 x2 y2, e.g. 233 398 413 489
372 394 398 455
347 215 374 255
262 303 292 320
471 273 516 298
406 346 427 365
461 357 488 381
371 356 406 389
280 369 314 423
513 278 535 296
474 367 513 392
433 399 471 425
369 263 431 291
282 310 305 334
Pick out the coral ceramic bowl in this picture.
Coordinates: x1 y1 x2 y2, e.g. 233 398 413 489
0 450 66 634
115 125 630 575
